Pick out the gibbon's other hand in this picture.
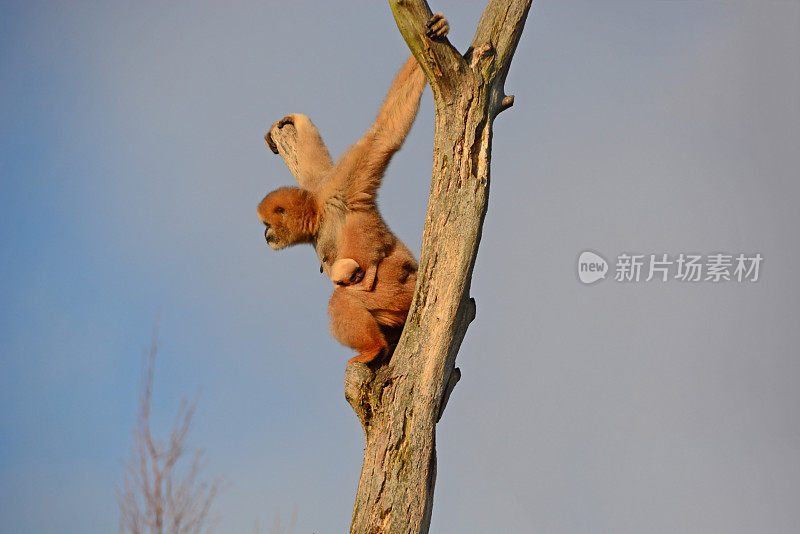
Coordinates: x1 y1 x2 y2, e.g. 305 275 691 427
265 115 295 154
425 13 449 40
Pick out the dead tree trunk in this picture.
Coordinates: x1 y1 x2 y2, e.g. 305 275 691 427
345 2 532 533
269 1 531 532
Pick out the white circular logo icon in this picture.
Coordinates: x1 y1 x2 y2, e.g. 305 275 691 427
578 251 608 284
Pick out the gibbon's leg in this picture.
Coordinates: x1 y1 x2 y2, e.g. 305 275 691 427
328 287 387 364
265 114 333 191
355 262 378 291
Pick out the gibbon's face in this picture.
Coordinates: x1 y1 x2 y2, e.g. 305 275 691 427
257 187 316 250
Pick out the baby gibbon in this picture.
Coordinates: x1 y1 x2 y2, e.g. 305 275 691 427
257 14 449 364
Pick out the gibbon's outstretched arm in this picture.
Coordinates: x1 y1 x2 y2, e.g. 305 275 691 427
316 56 425 209
265 114 333 191
316 13 449 210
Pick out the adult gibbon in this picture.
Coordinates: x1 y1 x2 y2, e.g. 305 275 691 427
257 14 449 363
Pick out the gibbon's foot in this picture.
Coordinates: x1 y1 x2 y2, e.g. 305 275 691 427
426 13 449 40
265 115 296 154
348 346 384 365
331 258 364 286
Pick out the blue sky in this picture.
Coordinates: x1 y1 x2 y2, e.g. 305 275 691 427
2 1 799 533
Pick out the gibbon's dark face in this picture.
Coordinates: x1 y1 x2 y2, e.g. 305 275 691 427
256 186 316 250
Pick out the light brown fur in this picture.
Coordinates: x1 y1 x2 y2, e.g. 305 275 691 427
257 14 449 364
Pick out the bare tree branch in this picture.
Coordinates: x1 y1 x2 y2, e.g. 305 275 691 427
118 326 222 534
344 2 532 532
388 0 467 100
265 115 333 190
470 0 533 71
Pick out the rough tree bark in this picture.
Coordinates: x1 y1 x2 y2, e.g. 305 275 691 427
270 1 531 532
